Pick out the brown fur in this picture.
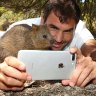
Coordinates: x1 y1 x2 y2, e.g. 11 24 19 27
0 24 54 63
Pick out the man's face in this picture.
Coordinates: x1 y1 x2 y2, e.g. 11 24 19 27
44 12 76 50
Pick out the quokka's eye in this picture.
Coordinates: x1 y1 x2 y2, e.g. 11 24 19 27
43 35 47 39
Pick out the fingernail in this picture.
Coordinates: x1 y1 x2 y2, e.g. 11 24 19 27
19 63 26 70
27 75 32 80
69 82 75 87
12 87 24 91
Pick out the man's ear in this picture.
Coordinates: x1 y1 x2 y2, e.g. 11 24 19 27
40 16 44 25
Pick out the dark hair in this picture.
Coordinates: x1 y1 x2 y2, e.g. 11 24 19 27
43 0 81 24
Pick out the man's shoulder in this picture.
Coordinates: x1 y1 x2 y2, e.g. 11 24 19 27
75 20 86 32
7 17 41 31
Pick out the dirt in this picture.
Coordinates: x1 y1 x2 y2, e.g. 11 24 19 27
0 80 96 96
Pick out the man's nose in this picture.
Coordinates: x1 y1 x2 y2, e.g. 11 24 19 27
56 31 64 42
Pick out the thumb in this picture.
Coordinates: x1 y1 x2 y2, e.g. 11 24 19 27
70 47 84 63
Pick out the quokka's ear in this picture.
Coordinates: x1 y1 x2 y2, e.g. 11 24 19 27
32 24 39 32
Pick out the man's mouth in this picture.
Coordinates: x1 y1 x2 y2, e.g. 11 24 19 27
52 41 68 50
53 44 61 48
52 42 64 50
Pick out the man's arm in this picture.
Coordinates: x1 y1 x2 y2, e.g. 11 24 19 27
62 39 96 87
81 39 96 61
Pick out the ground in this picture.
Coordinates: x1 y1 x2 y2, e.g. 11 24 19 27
0 81 96 96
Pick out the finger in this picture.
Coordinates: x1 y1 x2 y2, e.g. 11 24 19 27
61 80 70 86
4 56 26 71
11 87 24 91
0 82 12 90
70 63 85 85
70 47 83 61
0 82 24 91
0 73 25 87
76 65 93 86
0 62 28 80
70 47 78 54
81 69 96 87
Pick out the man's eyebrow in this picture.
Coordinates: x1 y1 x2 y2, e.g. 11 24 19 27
48 24 75 32
63 27 74 32
48 24 59 30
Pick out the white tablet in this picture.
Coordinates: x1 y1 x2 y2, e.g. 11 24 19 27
18 50 76 80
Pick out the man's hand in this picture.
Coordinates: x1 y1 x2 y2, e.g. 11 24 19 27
62 48 96 87
0 56 32 91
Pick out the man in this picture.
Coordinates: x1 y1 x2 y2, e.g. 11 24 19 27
0 0 96 90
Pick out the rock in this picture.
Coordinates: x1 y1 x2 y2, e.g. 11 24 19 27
0 81 96 96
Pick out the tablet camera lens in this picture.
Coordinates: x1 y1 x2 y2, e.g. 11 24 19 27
72 54 75 61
